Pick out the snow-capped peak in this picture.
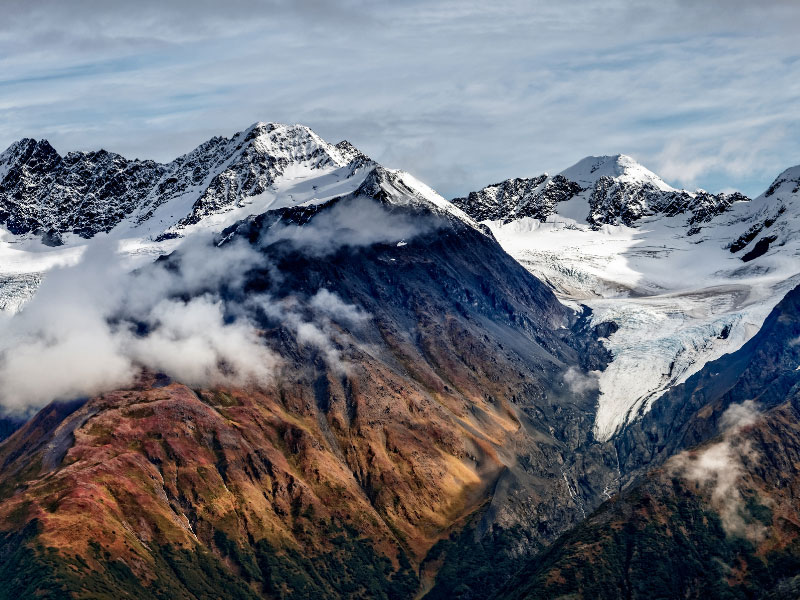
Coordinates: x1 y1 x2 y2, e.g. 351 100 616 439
0 121 382 242
762 163 800 198
559 154 675 192
231 121 354 169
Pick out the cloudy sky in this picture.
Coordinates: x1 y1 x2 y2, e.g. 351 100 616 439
1 0 798 198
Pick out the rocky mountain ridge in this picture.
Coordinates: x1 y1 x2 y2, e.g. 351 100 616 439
0 122 371 242
452 154 750 232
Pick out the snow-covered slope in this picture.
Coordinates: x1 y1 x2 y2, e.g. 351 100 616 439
0 122 485 313
456 155 800 441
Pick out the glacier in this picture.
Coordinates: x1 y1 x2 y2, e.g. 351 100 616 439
478 156 800 440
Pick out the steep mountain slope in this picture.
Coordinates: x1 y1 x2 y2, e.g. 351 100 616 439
419 281 800 599
0 167 617 599
492 278 800 599
498 300 800 598
454 156 800 441
497 398 800 600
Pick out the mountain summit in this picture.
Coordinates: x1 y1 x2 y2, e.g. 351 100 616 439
0 122 375 242
452 153 748 230
558 154 674 191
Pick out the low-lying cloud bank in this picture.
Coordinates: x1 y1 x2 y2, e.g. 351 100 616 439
0 234 277 413
0 197 426 414
563 366 600 395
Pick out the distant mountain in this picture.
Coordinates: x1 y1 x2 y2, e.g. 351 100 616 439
452 154 749 232
454 156 800 443
0 122 373 242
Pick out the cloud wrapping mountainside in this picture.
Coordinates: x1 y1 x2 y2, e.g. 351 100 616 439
0 196 423 413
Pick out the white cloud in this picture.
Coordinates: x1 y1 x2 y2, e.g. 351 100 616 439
563 366 600 395
263 196 437 255
0 1 797 198
309 288 369 325
0 234 279 413
670 400 766 541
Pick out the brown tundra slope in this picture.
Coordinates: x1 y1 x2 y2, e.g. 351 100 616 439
494 395 800 600
0 170 617 599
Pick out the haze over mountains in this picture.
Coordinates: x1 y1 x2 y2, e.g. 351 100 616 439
0 122 798 599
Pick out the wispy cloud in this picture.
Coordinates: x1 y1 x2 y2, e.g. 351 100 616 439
670 400 767 541
0 1 798 197
0 194 437 413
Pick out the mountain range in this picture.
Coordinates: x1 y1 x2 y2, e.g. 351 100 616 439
0 123 798 599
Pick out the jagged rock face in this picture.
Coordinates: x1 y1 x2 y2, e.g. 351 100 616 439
0 139 164 237
727 165 800 259
452 154 750 231
0 123 367 239
587 175 745 229
452 175 583 223
451 174 548 221
165 123 356 228
0 178 616 599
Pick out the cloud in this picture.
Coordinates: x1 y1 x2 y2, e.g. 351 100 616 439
309 288 369 325
249 288 368 376
719 399 760 431
670 400 766 541
0 234 278 414
262 196 437 255
563 366 600 395
0 1 798 198
0 195 409 413
125 295 277 388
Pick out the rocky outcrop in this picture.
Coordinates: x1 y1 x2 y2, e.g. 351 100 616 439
0 139 164 237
